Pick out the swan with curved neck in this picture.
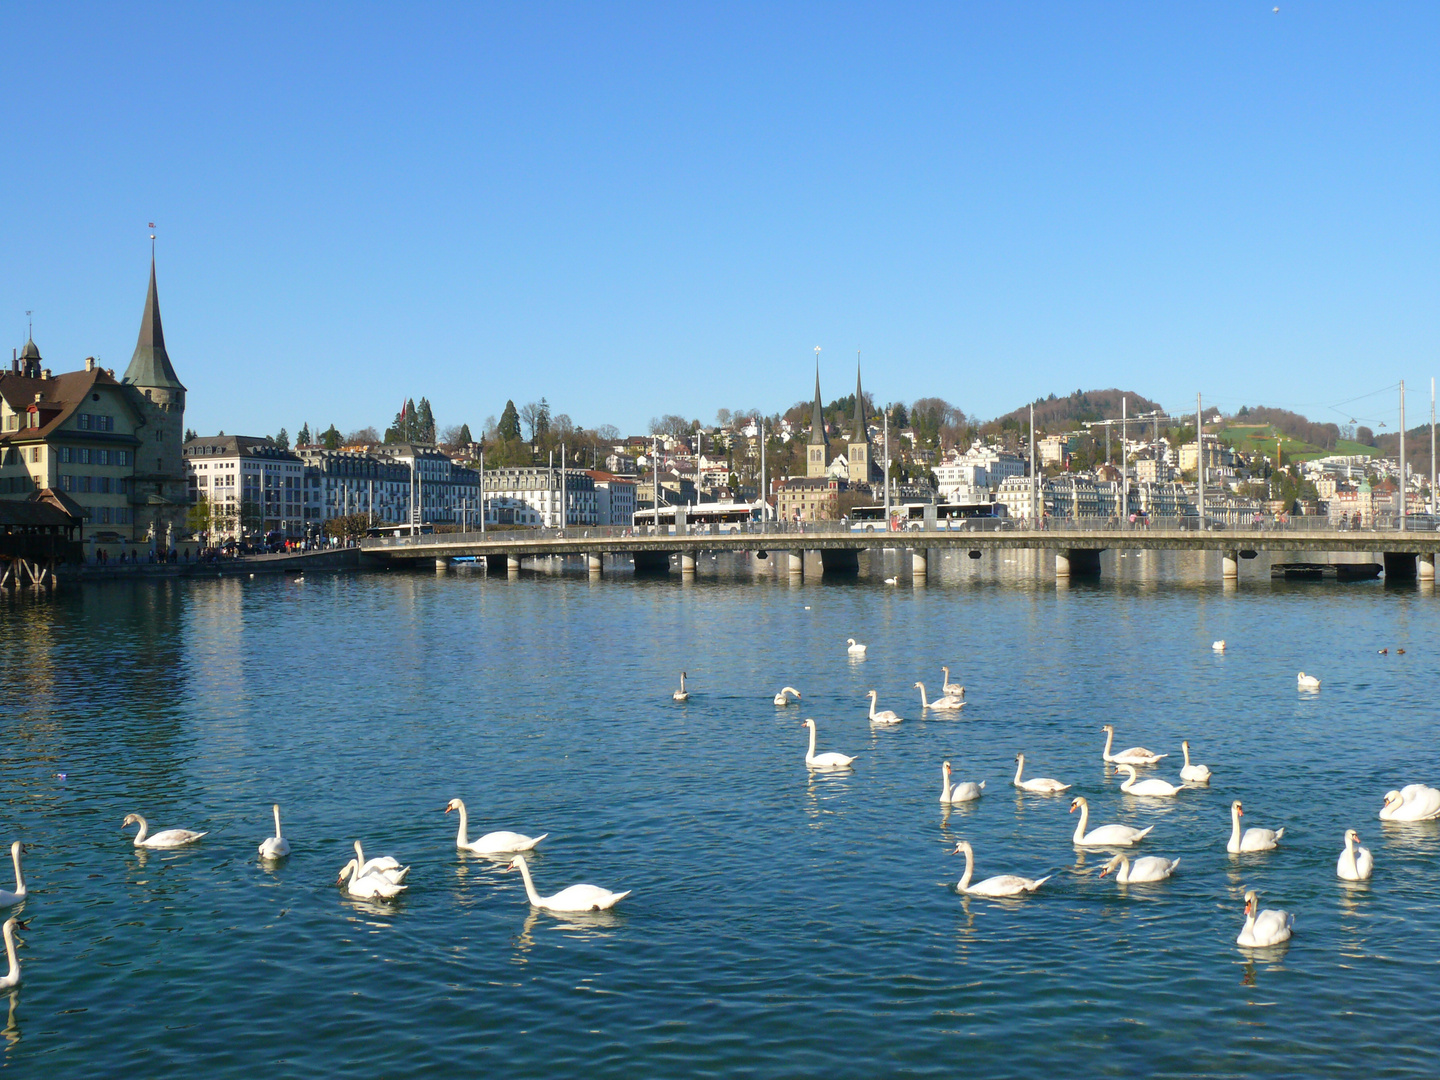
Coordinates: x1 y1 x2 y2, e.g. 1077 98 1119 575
1179 741 1212 783
847 638 867 656
1337 829 1373 881
866 690 902 724
915 682 964 711
1100 725 1166 765
1117 763 1182 797
1099 852 1179 883
952 841 1049 897
1297 672 1320 690
505 854 629 911
802 719 855 768
444 798 546 853
258 804 290 860
673 672 689 702
0 918 25 990
123 813 206 849
1227 800 1283 853
352 840 408 884
940 761 984 803
1069 796 1153 847
1237 889 1293 947
337 858 407 899
1379 784 1440 821
773 686 801 706
941 667 964 698
0 844 25 907
1012 754 1070 793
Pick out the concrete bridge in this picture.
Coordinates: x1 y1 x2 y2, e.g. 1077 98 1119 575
359 522 1440 583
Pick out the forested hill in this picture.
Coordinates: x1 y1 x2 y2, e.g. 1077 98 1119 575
987 389 1164 430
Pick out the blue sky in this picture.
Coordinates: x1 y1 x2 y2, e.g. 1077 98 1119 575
2 2 1436 438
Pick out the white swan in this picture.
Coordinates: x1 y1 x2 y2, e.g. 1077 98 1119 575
1069 796 1153 847
672 671 689 702
123 813 206 849
914 682 965 712
847 638 867 656
445 798 546 853
773 686 801 706
1297 672 1321 690
1236 889 1293 947
866 689 902 724
1012 753 1070 793
505 854 630 912
1101 725 1166 765
941 666 964 698
802 718 855 768
337 858 407 899
1379 784 1440 821
0 918 23 990
1212 640 1226 652
952 840 1049 897
1099 852 1179 883
940 761 985 803
258 804 291 860
1337 829 1373 881
1227 800 1284 853
1117 763 1182 798
0 844 25 907
352 840 409 884
1179 740 1212 783
883 577 898 585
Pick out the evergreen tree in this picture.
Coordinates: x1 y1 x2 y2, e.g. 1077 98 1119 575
536 397 551 437
184 427 197 442
321 424 342 450
275 427 290 450
298 422 312 446
417 398 436 443
498 400 522 441
458 422 473 445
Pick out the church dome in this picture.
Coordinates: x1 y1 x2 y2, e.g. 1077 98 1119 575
19 337 39 360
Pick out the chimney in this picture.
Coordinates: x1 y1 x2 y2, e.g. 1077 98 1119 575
41 368 51 379
106 368 115 377
85 356 95 372
10 349 15 375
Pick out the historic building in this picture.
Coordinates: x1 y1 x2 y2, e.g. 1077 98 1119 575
846 363 881 487
806 364 829 478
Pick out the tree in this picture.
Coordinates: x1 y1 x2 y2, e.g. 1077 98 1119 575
1356 425 1375 446
274 427 290 450
186 494 214 537
498 400 522 441
520 400 551 442
596 424 620 444
417 397 436 443
320 425 342 450
386 399 419 443
184 427 197 442
298 422 312 447
552 413 576 439
346 426 380 446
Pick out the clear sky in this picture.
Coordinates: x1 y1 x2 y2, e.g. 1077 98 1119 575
3 2 1436 439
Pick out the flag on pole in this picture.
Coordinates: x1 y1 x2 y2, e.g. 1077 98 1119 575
148 222 155 228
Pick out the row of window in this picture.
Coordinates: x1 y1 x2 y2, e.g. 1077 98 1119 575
75 413 116 432
59 447 129 466
85 506 131 524
60 475 132 495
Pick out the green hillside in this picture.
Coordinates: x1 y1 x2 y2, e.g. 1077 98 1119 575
1215 421 1375 463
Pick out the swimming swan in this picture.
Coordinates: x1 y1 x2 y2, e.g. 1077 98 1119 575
337 858 407 899
673 672 690 702
1236 889 1293 947
1179 740 1212 783
1212 640 1226 652
914 682 964 712
1337 829 1373 881
773 686 801 706
847 638 867 656
802 718 855 769
1069 796 1153 847
1297 672 1321 690
1012 754 1070 793
1117 763 1182 797
941 667 964 697
258 804 291 860
866 690 902 724
352 840 409 884
1379 784 1440 821
505 854 630 912
1099 852 1179 883
940 761 985 803
1227 800 1284 853
0 844 25 907
0 918 24 989
1100 725 1166 765
952 840 1050 897
445 798 546 853
123 813 206 849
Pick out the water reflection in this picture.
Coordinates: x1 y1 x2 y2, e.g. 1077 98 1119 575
1 992 17 1052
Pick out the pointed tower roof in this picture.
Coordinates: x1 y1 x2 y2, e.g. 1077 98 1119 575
123 256 185 391
850 360 868 443
808 362 828 447
19 337 40 361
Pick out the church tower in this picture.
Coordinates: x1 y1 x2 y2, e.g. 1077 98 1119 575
846 360 876 485
806 362 829 478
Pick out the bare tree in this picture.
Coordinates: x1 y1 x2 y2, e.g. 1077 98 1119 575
438 424 466 449
552 413 576 439
715 408 732 429
345 426 381 446
595 424 620 443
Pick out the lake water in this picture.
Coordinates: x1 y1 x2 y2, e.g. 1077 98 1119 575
2 551 1438 1077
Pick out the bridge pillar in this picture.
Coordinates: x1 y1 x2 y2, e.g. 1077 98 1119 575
435 558 449 572
634 550 670 575
681 552 697 575
1222 550 1239 580
1056 548 1101 578
587 553 602 575
788 550 804 577
820 548 859 576
911 549 927 582
1419 552 1435 582
506 555 522 572
1384 552 1417 581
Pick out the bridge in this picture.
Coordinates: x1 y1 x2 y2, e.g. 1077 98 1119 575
359 521 1440 583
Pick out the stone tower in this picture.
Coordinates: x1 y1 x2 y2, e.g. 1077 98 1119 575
806 362 829 478
846 361 875 485
121 255 189 542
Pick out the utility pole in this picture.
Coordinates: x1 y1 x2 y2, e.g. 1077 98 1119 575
883 406 891 527
653 436 660 531
560 439 566 533
759 418 767 530
1431 378 1436 515
1399 380 1406 531
479 448 486 533
1121 396 1128 521
1029 403 1037 525
1196 392 1205 527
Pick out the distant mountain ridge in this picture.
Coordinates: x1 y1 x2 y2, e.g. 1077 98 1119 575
987 388 1165 430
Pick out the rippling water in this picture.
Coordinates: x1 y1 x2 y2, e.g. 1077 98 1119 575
2 551 1438 1077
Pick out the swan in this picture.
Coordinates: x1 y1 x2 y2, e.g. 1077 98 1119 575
914 682 965 712
1227 800 1284 853
1099 852 1179 883
1117 763 1182 797
1179 740 1212 783
445 798 546 853
352 840 409 884
1069 796 1153 847
258 804 291 860
0 844 25 907
505 854 629 912
802 718 855 768
337 858 407 899
773 686 801 706
866 689 902 724
1236 889 1293 947
940 761 985 803
673 671 689 702
1297 672 1321 690
941 667 964 698
1337 829 1373 881
122 813 206 849
1212 640 1226 652
1101 725 1166 765
0 918 24 990
952 841 1049 897
1379 784 1440 821
1012 754 1070 793
883 577 898 585
847 638 867 656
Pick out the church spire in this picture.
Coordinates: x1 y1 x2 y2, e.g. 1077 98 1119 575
123 254 185 391
850 354 868 442
808 357 827 447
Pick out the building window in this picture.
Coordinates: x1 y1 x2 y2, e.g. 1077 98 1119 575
95 477 111 494
77 413 91 430
80 448 91 464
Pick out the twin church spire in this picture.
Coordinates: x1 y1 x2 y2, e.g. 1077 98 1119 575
807 353 877 483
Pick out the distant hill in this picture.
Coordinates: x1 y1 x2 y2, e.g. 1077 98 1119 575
986 389 1165 431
